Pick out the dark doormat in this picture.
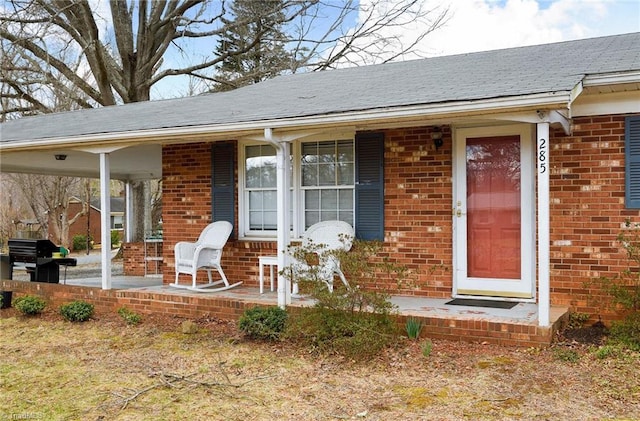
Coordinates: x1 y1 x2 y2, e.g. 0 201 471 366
445 298 518 309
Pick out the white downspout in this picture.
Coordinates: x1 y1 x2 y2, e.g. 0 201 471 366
537 121 550 326
99 152 112 290
264 128 292 307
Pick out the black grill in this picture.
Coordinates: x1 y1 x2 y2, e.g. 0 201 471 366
8 239 77 283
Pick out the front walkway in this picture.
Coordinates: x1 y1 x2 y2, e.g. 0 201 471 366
2 274 568 347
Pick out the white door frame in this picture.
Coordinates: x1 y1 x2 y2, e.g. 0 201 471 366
452 124 536 300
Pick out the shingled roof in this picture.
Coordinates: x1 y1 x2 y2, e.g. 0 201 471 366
2 32 639 143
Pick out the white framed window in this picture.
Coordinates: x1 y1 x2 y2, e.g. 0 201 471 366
301 140 354 229
245 144 278 231
239 134 355 239
111 215 124 230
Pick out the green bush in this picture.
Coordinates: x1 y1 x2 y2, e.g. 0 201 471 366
608 313 640 351
118 307 142 325
60 300 94 322
72 234 90 251
111 230 121 248
14 295 46 316
587 220 640 350
282 239 402 360
284 286 397 360
238 306 288 340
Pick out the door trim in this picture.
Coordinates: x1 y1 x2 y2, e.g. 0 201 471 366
452 124 536 301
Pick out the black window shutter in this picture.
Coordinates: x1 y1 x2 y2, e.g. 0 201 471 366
626 116 640 209
355 132 384 240
211 143 235 226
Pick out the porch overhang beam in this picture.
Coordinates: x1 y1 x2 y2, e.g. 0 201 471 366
491 109 571 135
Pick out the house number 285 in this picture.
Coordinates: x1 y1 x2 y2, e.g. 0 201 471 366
538 138 547 174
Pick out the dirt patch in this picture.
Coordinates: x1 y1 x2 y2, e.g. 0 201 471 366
1 309 638 420
557 322 609 347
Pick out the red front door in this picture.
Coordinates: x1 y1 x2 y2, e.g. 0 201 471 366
454 125 535 299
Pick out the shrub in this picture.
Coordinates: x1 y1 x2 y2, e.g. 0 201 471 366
239 306 288 340
566 312 590 329
72 234 90 251
118 307 142 325
284 286 397 360
60 300 94 322
587 220 640 350
608 313 640 351
111 230 121 248
14 295 46 315
283 239 402 360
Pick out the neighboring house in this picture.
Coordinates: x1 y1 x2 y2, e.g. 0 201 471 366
1 33 639 325
63 196 125 248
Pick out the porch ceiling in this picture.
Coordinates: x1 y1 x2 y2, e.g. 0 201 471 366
0 143 161 180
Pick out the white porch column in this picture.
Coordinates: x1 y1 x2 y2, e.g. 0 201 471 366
99 153 112 290
537 122 550 326
264 128 292 308
124 181 134 242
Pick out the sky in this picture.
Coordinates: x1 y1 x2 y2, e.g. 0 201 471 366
390 0 640 58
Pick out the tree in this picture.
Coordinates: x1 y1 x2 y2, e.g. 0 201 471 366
1 0 449 241
1 0 449 113
4 174 86 248
213 0 295 91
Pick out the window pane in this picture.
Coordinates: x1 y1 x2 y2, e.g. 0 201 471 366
318 163 335 185
264 211 277 230
305 190 319 209
337 163 354 185
338 210 353 226
302 162 318 186
263 190 277 210
337 140 353 162
318 142 335 163
338 190 353 208
321 190 337 209
249 191 261 208
249 211 263 229
305 211 319 228
246 145 276 188
262 159 276 187
301 143 317 164
321 210 338 221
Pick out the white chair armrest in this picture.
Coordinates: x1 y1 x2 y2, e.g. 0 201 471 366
175 241 197 260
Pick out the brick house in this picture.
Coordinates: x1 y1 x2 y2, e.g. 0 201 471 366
2 33 639 326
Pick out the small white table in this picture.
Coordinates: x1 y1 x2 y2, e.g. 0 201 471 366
258 256 278 294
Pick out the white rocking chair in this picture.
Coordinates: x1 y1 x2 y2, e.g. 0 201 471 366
172 221 241 292
291 220 354 294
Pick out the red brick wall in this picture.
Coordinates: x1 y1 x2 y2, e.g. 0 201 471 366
549 115 639 321
157 117 639 322
122 241 164 276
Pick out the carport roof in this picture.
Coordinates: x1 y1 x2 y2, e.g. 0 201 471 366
2 32 639 144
